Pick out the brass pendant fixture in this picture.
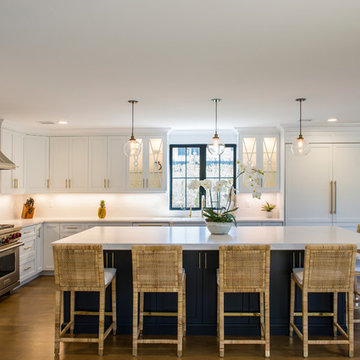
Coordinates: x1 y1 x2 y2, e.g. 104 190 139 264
124 100 142 157
291 98 311 156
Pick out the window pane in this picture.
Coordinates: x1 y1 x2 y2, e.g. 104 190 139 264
206 146 235 209
187 148 200 177
172 179 185 208
187 185 200 208
220 147 234 178
172 147 186 177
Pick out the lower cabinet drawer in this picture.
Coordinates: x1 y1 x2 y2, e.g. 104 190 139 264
20 258 36 282
20 238 36 260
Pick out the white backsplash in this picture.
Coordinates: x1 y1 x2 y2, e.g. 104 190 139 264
0 192 283 220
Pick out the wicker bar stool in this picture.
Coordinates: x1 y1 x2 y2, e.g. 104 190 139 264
53 244 117 357
132 245 186 357
290 244 357 358
354 225 360 323
217 245 271 358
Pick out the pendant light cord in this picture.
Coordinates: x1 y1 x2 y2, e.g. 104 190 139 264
296 98 306 138
212 98 221 136
131 101 135 137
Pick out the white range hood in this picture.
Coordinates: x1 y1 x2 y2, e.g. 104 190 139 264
0 119 16 170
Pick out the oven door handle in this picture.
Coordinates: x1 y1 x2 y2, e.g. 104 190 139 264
0 242 24 253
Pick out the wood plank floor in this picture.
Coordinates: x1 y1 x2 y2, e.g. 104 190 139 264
1 276 360 360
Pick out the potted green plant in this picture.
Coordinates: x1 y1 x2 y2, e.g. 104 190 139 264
188 164 264 235
261 202 276 218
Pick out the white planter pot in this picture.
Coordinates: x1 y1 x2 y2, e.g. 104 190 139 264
206 222 233 235
265 212 273 219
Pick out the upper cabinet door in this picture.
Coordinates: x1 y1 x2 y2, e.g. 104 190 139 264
89 137 108 192
125 135 167 192
238 134 279 192
333 144 360 223
50 137 69 191
148 137 166 191
127 137 145 191
24 135 49 192
108 136 126 191
285 144 333 225
69 137 89 191
12 132 24 191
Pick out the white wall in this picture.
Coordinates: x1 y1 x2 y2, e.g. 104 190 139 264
0 194 24 220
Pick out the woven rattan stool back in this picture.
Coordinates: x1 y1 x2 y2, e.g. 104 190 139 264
53 244 104 290
132 245 182 292
219 245 270 293
303 244 357 293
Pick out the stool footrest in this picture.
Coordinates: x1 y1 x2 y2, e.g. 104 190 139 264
224 312 261 317
137 339 178 344
293 312 334 317
73 311 113 316
224 339 266 345
143 311 178 317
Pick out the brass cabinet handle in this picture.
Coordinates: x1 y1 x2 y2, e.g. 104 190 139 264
146 178 149 188
111 252 115 267
24 266 31 271
37 227 41 237
330 181 333 214
204 252 207 269
198 252 201 269
23 246 32 250
23 230 33 235
104 179 106 188
334 181 337 214
13 178 18 189
47 179 50 188
107 179 110 188
66 226 78 230
69 179 71 188
65 179 68 188
143 178 145 188
105 253 109 267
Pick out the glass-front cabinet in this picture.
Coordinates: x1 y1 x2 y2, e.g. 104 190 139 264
238 130 280 192
127 135 167 192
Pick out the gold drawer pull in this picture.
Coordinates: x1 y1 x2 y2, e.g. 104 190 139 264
23 246 32 250
23 230 33 235
24 266 31 271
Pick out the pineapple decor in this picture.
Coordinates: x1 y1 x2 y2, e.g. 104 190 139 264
98 200 107 219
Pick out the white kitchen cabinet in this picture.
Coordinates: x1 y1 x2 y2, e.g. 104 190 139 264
43 223 60 271
89 136 108 191
1 129 24 193
285 143 360 225
20 226 37 284
50 137 88 191
35 224 43 273
238 131 280 192
24 135 49 192
108 136 126 191
126 136 167 192
286 144 333 224
88 136 126 192
332 144 360 223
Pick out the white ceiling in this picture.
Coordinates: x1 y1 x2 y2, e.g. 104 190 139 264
0 0 359 130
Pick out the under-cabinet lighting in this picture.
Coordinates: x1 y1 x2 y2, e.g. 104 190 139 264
327 118 338 122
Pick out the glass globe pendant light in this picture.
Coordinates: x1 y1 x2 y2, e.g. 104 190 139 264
124 100 142 157
291 98 311 156
207 98 225 156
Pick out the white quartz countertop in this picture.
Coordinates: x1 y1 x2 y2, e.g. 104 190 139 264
52 225 360 250
8 216 283 228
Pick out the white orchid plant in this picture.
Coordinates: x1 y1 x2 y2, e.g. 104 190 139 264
188 163 264 225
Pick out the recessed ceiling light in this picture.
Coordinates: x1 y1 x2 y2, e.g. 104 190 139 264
327 118 338 122
57 120 68 125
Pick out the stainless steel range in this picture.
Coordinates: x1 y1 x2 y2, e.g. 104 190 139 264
0 224 23 296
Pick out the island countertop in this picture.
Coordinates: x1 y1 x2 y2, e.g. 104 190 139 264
53 225 360 250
